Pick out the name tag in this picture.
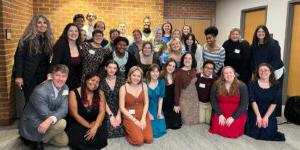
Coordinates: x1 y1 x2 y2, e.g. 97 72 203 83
89 49 95 55
62 90 69 96
129 109 135 115
199 83 206 88
234 49 240 54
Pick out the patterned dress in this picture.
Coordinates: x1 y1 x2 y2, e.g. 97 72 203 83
80 42 109 82
100 76 125 138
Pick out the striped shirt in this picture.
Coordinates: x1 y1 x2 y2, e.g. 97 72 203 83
203 44 225 73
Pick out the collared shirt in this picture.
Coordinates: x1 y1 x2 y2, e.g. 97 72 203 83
50 81 62 124
200 73 213 79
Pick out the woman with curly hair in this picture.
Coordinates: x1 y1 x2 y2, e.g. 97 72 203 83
13 14 54 103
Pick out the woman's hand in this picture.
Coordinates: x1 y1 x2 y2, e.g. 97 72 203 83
115 114 122 127
225 117 234 126
157 112 164 119
173 106 180 113
15 78 24 89
85 125 98 141
133 119 142 129
140 118 147 130
218 115 226 126
109 116 117 128
262 116 269 128
256 116 262 128
148 113 154 120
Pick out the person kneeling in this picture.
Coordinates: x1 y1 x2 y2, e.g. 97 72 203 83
19 64 69 150
67 72 108 149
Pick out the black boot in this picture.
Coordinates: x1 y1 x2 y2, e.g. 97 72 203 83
19 136 30 145
30 141 44 150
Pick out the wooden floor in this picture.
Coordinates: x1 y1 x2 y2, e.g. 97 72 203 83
1 120 299 150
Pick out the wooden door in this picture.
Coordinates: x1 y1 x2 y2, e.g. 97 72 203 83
165 18 211 45
287 3 300 96
242 8 266 44
185 19 211 45
166 19 184 31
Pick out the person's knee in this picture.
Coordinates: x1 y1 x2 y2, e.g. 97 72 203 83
52 119 66 131
49 132 69 146
130 137 144 146
144 135 153 144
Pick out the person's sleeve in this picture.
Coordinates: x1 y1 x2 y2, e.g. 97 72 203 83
241 40 251 69
127 44 134 55
195 45 203 71
174 72 182 106
30 90 52 120
248 81 256 103
160 80 166 98
210 83 222 115
159 53 169 64
270 40 283 70
51 43 63 65
13 42 27 78
49 116 57 123
272 84 281 104
215 47 225 73
232 82 249 119
250 46 256 73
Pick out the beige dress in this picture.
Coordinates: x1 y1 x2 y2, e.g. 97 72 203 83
179 78 199 125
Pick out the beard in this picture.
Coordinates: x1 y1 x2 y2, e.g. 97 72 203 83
143 28 151 34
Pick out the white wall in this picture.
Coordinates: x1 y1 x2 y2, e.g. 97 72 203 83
216 0 290 56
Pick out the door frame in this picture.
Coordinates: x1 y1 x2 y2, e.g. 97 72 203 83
283 0 300 103
163 16 214 26
240 6 268 39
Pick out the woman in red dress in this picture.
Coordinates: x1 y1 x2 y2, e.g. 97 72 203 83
209 66 248 138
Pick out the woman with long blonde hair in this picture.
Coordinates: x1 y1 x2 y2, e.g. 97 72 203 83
13 14 54 103
119 66 153 145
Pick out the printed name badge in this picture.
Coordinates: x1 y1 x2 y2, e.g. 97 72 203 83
199 83 206 88
62 90 69 96
234 49 240 54
129 109 135 115
89 49 95 55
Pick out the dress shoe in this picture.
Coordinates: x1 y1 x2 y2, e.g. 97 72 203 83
19 136 30 145
30 141 44 150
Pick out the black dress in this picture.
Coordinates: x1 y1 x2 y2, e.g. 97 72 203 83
67 89 108 149
100 76 125 138
162 83 182 129
135 52 160 77
245 81 285 141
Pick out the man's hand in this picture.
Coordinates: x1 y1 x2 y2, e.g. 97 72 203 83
37 117 53 134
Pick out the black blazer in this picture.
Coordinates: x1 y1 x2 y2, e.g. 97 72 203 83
51 40 82 89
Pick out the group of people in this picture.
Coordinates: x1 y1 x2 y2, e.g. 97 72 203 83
14 13 286 150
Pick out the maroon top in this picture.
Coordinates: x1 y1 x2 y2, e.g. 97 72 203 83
195 73 218 103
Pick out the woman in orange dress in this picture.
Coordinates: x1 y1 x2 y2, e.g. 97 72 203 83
119 66 153 146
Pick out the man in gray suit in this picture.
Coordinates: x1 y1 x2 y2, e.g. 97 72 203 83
19 64 69 150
